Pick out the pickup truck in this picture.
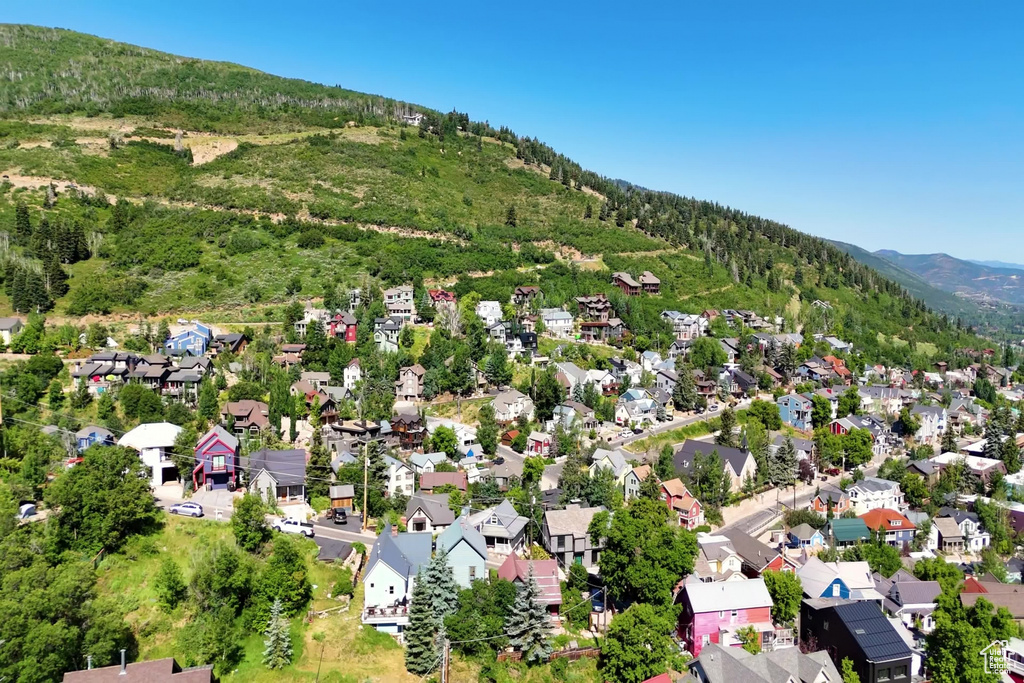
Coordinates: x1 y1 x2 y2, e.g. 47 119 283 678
273 518 315 537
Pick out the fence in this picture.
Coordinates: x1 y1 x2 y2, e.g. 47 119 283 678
496 647 600 663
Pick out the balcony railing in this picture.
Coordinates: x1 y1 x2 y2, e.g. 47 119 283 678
362 604 410 624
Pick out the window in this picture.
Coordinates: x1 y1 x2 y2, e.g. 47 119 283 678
891 520 901 526
877 668 890 681
469 566 476 579
831 583 841 597
212 455 226 472
730 610 738 620
893 666 907 679
701 634 710 646
389 586 395 595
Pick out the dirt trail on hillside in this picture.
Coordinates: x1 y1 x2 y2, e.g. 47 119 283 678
0 170 107 199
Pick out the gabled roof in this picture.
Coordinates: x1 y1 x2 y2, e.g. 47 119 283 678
497 555 561 606
405 493 454 526
788 523 820 540
242 448 306 487
118 422 183 450
419 471 468 492
860 508 915 532
831 600 914 663
436 516 488 560
543 503 604 540
720 528 781 571
690 642 840 683
367 526 432 581
195 424 239 453
674 440 751 477
76 425 113 440
849 476 900 494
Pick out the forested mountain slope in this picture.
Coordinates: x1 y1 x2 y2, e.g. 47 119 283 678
0 24 990 367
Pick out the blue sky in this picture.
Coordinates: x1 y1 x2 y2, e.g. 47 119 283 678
7 2 1024 260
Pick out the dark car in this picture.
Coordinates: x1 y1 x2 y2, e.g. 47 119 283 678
333 509 348 525
590 588 605 612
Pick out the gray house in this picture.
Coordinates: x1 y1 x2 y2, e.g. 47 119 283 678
436 518 488 588
541 503 606 571
244 448 307 503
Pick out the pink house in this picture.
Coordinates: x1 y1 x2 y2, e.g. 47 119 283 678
677 578 776 656
496 555 562 616
527 431 551 457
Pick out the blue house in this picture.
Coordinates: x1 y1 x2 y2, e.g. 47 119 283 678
165 322 212 356
193 425 240 490
787 523 826 549
75 425 114 452
796 557 882 601
777 393 813 430
436 517 488 589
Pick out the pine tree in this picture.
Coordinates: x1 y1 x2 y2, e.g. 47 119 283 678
198 378 218 420
504 567 552 664
405 570 440 675
940 428 957 455
583 202 592 219
44 253 69 297
672 364 698 411
13 202 31 243
262 598 293 670
506 204 517 227
425 551 459 621
715 407 737 448
307 428 332 498
598 201 609 221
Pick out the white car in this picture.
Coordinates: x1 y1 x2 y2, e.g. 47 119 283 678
619 428 632 439
273 518 315 537
169 502 204 517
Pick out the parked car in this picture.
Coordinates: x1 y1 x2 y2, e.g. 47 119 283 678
590 588 605 612
709 404 720 413
169 502 204 517
619 428 632 439
273 518 315 537
632 426 644 434
332 509 348 525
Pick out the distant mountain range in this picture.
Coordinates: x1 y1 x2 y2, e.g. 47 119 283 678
969 259 1024 272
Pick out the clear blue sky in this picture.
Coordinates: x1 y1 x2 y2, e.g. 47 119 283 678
7 2 1024 261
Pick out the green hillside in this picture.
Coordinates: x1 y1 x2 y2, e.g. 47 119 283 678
0 24 990 367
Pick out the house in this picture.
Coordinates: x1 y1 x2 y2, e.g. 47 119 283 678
0 317 23 344
551 401 597 432
518 332 538 356
436 517 489 588
542 503 606 571
385 452 415 496
777 394 813 431
492 389 535 424
373 316 404 353
611 271 641 296
327 311 358 342
475 300 503 327
526 431 551 457
847 477 905 515
193 425 240 491
390 412 426 450
62 656 214 682
929 452 1006 482
787 524 825 550
823 336 854 354
860 508 916 547
673 441 757 494
362 526 432 635
165 322 212 356
466 500 528 555
221 400 270 437
934 507 990 552
486 320 513 347
638 270 660 294
905 459 940 486
589 448 632 484
539 308 573 338
800 599 913 683
118 422 183 488
796 558 883 601
961 580 1024 620
418 471 468 493
497 555 561 615
730 369 758 396
512 285 541 305
810 484 851 515
932 516 964 553
405 493 455 534
163 368 202 403
130 355 172 391
661 478 705 529
826 518 872 548
910 404 947 443
693 533 746 582
579 318 625 343
294 306 328 337
614 397 658 427
720 528 798 578
409 451 449 474
394 364 425 402
574 294 612 321
344 358 362 391
210 332 247 355
75 425 114 452
487 455 524 490
428 288 457 309
70 351 139 395
402 112 424 126
655 368 678 395
685 642 840 683
383 285 415 321
873 570 941 633
329 484 355 514
244 449 307 503
623 464 653 501
677 578 778 656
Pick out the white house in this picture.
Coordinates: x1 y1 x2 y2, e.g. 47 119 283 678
385 454 415 497
476 301 503 327
589 448 632 484
361 526 432 636
615 397 657 427
383 285 416 321
539 308 573 338
0 317 23 345
927 508 991 553
910 404 948 444
405 493 455 534
118 422 184 488
492 389 535 424
409 451 449 474
343 358 362 391
847 477 905 515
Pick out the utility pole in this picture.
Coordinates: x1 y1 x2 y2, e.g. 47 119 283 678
362 440 369 532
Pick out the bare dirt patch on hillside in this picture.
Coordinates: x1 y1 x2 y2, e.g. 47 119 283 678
187 138 238 165
0 169 106 198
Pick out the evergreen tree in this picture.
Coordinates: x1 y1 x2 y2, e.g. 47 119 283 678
715 407 737 448
44 253 69 297
155 557 187 611
477 404 498 455
656 444 676 481
425 552 459 620
940 428 958 455
672 364 698 411
404 570 440 675
505 204 517 227
14 202 31 243
583 202 592 219
198 378 219 420
598 201 610 221
504 567 552 664
262 598 293 670
306 428 332 499
766 436 798 487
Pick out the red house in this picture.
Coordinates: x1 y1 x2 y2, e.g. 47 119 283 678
677 578 775 656
428 289 457 305
611 272 641 296
328 312 358 343
193 424 240 491
497 555 561 615
660 478 705 530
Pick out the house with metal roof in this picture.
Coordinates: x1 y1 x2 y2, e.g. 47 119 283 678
466 500 528 556
541 502 607 571
873 569 941 633
685 641 840 683
825 517 871 548
436 517 488 588
405 493 455 534
497 555 561 614
796 558 883 602
677 578 785 656
362 525 433 635
800 598 913 683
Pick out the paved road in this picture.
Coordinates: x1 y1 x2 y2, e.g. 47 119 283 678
608 399 753 453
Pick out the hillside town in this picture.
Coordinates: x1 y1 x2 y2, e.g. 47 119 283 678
6 266 1024 683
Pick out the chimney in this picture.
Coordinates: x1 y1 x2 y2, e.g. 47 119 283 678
119 649 126 675
391 523 398 537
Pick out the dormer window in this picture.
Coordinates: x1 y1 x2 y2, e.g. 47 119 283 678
891 520 901 527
